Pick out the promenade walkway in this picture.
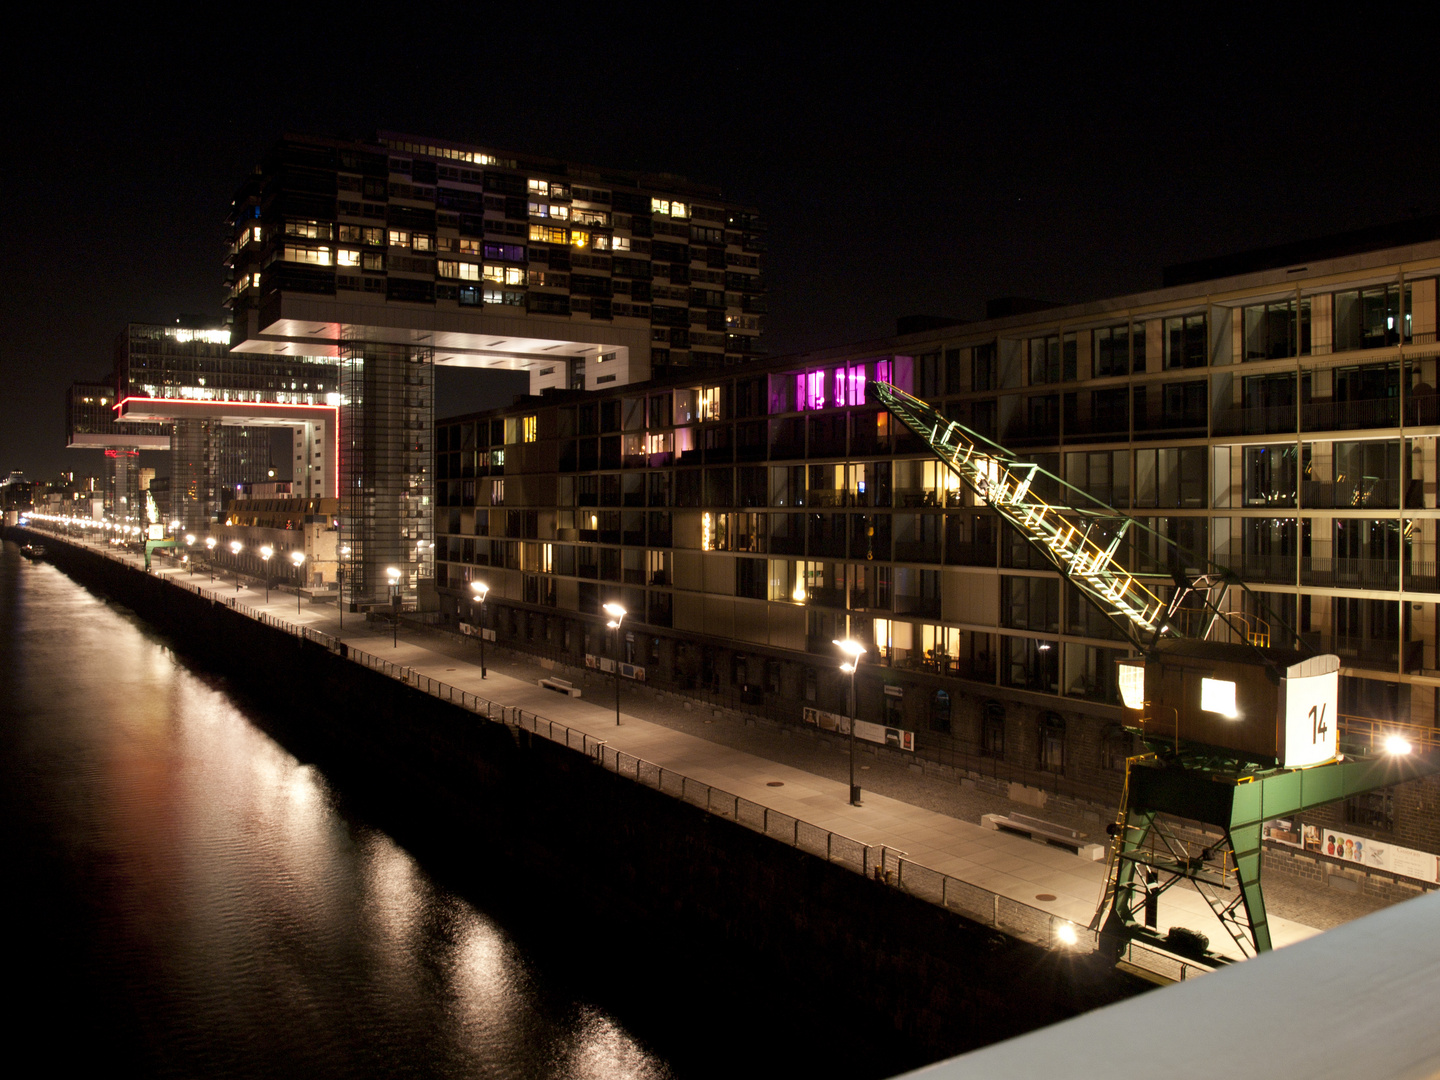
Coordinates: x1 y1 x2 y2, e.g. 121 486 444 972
47 535 1393 974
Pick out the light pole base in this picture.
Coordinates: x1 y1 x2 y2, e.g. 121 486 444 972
850 785 863 806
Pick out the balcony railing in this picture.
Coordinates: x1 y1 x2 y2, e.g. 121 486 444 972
1301 397 1398 433
1301 557 1399 590
1212 404 1297 437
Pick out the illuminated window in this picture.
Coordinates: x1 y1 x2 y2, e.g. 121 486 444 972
492 479 504 503
285 220 333 239
388 229 410 248
483 264 523 285
1201 678 1238 718
252 226 263 243
573 209 609 226
522 415 537 442
671 201 687 219
612 235 631 252
571 229 590 248
697 386 723 421
529 224 567 244
651 198 670 215
412 234 433 252
363 227 385 246
282 245 332 266
593 235 610 250
337 249 360 267
528 178 549 196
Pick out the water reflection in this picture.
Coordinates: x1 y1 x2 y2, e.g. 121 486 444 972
2 543 672 1078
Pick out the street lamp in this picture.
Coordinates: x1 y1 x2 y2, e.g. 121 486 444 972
260 544 274 603
337 544 351 629
230 541 243 591
470 580 489 678
184 534 196 575
603 602 626 726
387 566 401 647
291 550 306 613
206 536 217 582
834 638 866 806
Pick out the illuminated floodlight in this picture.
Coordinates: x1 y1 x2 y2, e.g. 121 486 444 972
260 545 274 562
832 638 866 660
230 541 242 555
1055 923 1079 947
1116 658 1146 710
470 581 488 602
1201 677 1238 719
386 566 401 582
1385 735 1413 756
290 551 305 568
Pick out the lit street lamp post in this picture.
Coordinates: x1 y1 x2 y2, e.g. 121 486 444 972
291 550 306 613
337 544 350 630
603 602 626 726
206 536 216 582
260 545 274 603
470 580 489 678
184 534 196 574
387 566 401 647
834 638 866 806
230 541 243 591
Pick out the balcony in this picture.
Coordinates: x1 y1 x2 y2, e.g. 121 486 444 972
1232 552 1296 585
1301 397 1398 433
1301 557 1399 591
1212 404 1297 438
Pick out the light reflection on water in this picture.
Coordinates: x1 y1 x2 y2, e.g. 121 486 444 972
1 543 674 1079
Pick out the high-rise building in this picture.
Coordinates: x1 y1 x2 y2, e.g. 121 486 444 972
226 131 764 606
431 220 1440 862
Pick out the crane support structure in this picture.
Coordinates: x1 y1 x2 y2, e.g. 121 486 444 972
872 380 1440 967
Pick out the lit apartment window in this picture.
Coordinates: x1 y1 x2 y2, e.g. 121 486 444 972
492 479 504 504
528 178 549 196
388 229 411 248
412 234 433 252
651 198 670 215
612 236 631 252
282 246 332 266
484 264 523 285
522 416 537 442
697 386 723 421
571 229 589 248
530 224 567 244
337 249 360 267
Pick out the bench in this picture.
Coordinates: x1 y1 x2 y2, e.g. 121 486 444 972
981 812 1106 861
539 677 582 698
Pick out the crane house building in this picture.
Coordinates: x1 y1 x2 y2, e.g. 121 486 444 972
432 221 1440 860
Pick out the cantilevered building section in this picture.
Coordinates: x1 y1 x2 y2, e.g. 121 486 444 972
66 380 169 524
112 322 336 532
225 130 764 605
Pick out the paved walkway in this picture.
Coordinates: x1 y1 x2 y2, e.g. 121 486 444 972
63 538 1398 964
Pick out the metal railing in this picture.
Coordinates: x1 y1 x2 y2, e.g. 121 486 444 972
22 526 1186 973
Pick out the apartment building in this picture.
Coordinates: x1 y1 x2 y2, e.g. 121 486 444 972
430 222 1440 856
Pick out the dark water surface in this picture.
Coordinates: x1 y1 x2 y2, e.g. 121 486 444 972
1 542 686 1078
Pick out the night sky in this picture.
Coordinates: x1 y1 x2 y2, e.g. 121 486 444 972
5 8 1438 482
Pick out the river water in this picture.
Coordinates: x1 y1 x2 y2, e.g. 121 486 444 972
1 541 690 1078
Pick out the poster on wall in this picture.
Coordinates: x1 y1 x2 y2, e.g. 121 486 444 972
803 707 915 752
1264 819 1440 885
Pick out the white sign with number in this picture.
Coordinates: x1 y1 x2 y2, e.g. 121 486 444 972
1281 669 1338 768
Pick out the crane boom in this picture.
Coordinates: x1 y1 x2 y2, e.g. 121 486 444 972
872 381 1262 656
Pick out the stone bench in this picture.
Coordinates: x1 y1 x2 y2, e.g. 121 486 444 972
539 676 582 698
981 812 1106 861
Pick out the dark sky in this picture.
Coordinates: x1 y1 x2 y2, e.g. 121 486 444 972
5 7 1438 481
